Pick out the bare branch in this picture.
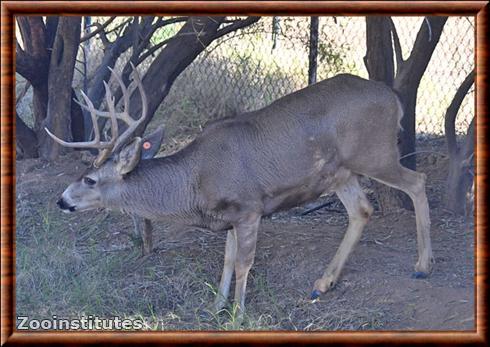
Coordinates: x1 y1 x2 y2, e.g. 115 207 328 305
93 22 111 48
136 16 188 54
136 37 173 65
16 38 25 54
80 16 116 43
444 69 475 157
406 16 447 64
462 116 475 160
214 16 260 40
105 17 133 37
388 17 404 73
16 17 33 52
399 150 447 160
16 39 45 84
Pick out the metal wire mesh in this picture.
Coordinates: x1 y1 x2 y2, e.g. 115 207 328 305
156 16 474 139
38 16 473 141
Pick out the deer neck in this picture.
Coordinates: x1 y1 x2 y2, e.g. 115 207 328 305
108 155 198 220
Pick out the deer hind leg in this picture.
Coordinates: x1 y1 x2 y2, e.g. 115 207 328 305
368 165 433 277
312 174 373 299
213 228 237 312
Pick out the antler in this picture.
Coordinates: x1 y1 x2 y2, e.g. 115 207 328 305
45 63 148 167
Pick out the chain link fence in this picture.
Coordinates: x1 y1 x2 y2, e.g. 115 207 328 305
18 16 474 144
151 16 474 141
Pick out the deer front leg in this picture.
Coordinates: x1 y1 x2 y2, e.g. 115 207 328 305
213 228 237 312
141 219 153 255
312 175 372 299
132 216 153 255
233 215 261 317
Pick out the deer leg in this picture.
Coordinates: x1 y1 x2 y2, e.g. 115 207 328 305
132 216 153 255
233 215 260 317
369 166 433 277
141 218 153 255
213 228 237 311
131 215 153 255
312 174 372 299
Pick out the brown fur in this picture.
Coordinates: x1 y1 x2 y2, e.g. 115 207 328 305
57 74 433 317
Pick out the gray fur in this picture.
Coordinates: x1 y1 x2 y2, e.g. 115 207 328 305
57 74 433 317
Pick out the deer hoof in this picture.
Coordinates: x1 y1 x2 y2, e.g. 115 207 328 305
411 271 429 279
313 276 335 294
310 289 321 300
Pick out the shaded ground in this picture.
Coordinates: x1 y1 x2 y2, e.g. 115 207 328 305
15 139 474 331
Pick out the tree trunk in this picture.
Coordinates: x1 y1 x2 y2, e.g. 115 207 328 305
16 113 38 158
364 17 394 86
83 17 230 140
70 89 85 142
393 16 447 171
308 16 319 85
364 16 401 211
16 16 259 161
445 130 474 215
39 17 81 160
16 17 50 135
364 16 447 211
129 17 227 136
444 70 475 215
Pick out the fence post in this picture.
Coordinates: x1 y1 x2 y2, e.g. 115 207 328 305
308 16 319 85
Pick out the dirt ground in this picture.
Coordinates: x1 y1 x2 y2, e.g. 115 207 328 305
15 138 474 331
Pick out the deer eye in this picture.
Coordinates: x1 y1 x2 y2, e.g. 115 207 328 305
83 177 97 186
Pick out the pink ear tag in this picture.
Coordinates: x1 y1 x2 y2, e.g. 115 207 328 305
143 142 151 149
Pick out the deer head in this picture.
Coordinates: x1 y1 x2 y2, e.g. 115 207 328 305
46 64 158 213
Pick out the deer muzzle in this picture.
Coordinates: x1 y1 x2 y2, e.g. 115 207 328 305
57 198 76 212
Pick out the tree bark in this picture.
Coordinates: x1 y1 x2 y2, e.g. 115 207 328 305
70 89 85 142
129 17 228 136
16 113 38 158
393 16 447 171
16 16 259 161
39 17 81 160
364 16 394 87
364 16 447 210
444 70 475 215
364 16 401 212
16 17 50 134
308 16 319 85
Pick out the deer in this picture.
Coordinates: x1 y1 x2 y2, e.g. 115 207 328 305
46 65 434 318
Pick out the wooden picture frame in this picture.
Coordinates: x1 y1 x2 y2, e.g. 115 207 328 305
1 1 487 345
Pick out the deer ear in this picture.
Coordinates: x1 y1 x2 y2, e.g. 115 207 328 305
116 137 143 175
141 126 164 160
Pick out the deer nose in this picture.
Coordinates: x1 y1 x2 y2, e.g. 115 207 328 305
57 198 68 209
57 198 76 212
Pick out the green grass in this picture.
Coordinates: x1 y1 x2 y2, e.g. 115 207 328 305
16 202 384 330
15 16 474 331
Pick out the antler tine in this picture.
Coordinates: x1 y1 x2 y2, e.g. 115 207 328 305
93 81 120 167
75 91 127 122
103 80 119 144
44 127 109 149
111 63 149 153
45 64 149 166
79 90 101 142
130 62 148 125
44 91 110 149
108 66 130 120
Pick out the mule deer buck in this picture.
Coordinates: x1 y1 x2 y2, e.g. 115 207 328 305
47 65 433 317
